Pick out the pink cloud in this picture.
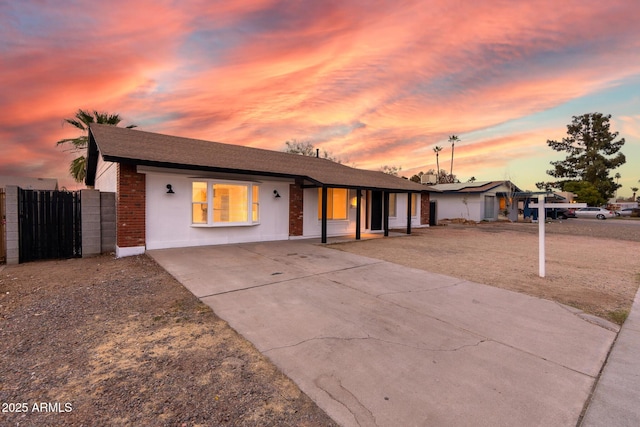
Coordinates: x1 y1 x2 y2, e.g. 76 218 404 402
1 0 639 189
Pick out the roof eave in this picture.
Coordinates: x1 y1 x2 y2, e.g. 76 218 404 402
85 128 100 187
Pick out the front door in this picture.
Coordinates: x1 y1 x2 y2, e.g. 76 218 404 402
370 191 383 230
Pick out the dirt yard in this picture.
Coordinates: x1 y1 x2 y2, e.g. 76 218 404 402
332 219 640 324
1 219 638 426
0 255 337 426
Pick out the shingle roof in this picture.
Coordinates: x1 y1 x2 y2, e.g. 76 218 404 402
86 124 430 192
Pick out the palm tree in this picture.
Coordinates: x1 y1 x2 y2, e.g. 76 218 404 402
56 109 136 182
615 173 621 198
433 146 443 183
448 135 459 176
632 187 639 201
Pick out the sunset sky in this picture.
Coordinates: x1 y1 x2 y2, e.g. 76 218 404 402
2 0 639 196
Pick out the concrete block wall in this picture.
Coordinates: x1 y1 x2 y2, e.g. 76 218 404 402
81 189 101 257
5 186 19 265
5 186 117 264
100 192 116 253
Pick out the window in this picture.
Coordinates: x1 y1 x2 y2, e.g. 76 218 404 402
318 188 348 220
388 193 397 217
192 182 208 224
252 185 259 222
192 181 259 226
411 193 418 217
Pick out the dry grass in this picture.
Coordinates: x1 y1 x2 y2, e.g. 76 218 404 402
331 221 640 324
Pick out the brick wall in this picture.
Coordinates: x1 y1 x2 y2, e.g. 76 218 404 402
117 164 146 248
289 183 304 236
421 191 430 225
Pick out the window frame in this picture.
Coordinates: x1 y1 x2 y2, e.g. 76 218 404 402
317 187 349 221
388 193 397 217
191 179 260 227
411 193 418 217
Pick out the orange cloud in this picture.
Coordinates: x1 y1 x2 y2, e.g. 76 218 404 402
1 0 639 190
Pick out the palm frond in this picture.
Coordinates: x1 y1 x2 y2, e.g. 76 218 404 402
57 108 136 183
56 136 88 148
69 156 87 183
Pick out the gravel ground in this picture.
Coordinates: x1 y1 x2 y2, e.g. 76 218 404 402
332 218 640 324
1 218 637 426
0 255 338 427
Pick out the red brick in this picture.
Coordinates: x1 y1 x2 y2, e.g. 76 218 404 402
289 184 304 236
117 164 146 247
420 191 430 225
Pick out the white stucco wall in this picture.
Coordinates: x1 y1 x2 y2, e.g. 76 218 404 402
431 183 516 222
388 193 421 228
302 189 421 237
143 170 292 250
431 194 484 221
302 188 357 238
93 157 117 192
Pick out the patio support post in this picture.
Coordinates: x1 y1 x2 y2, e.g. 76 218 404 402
406 192 412 235
355 189 362 240
383 191 389 237
321 186 328 243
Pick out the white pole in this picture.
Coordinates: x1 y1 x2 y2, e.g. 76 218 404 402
538 195 545 278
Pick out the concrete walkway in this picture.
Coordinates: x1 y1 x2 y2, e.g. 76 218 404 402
581 286 640 426
149 240 617 427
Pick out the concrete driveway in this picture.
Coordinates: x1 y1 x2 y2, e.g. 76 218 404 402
149 240 616 427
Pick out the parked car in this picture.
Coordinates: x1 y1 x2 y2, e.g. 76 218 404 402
555 208 576 219
575 207 615 220
617 208 635 217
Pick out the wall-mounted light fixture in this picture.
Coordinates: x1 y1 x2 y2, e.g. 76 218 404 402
273 190 281 199
350 194 364 208
166 184 175 194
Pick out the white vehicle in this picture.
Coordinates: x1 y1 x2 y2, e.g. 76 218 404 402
575 207 615 220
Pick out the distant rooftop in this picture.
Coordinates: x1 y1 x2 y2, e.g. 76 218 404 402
429 181 522 193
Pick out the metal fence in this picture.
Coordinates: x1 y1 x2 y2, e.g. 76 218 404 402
18 189 81 263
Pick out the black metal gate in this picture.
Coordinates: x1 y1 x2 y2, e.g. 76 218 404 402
18 189 81 263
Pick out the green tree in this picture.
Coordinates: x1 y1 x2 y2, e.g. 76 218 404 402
563 181 605 206
545 113 625 201
410 171 425 183
56 109 136 182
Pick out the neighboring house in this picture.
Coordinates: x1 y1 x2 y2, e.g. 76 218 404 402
85 124 432 257
0 175 59 191
429 181 522 222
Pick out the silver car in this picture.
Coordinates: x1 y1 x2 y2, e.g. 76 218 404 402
575 207 615 220
617 208 635 217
